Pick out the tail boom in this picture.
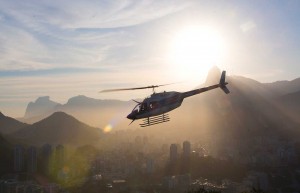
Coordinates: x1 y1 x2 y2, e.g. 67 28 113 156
182 70 229 98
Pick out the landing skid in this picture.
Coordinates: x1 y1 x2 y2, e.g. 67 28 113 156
139 114 170 127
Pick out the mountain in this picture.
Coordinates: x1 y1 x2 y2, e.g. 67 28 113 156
12 112 103 146
279 90 300 106
56 95 134 128
20 68 300 143
22 95 134 129
24 96 61 119
204 66 222 85
277 90 300 122
0 112 28 134
264 77 300 95
152 68 300 152
0 134 11 174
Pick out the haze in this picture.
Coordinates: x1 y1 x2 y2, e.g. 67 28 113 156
1 0 300 117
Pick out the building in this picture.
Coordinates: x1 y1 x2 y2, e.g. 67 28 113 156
162 176 177 189
183 141 191 158
162 174 191 191
41 144 53 174
42 144 52 158
14 145 24 172
44 183 61 193
170 144 178 162
0 180 17 193
27 146 37 173
55 145 64 170
146 158 154 174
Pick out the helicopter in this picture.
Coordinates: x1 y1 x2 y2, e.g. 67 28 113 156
100 71 229 127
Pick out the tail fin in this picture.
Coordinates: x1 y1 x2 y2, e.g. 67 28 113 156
219 71 230 94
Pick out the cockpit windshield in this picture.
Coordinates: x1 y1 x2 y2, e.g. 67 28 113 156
132 102 148 113
132 104 139 112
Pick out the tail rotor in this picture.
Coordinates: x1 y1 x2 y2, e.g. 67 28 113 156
219 71 230 94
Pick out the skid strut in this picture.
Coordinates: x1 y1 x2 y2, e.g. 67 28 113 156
139 114 170 127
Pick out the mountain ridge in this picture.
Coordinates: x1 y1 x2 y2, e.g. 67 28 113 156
3 68 300 153
24 96 61 118
0 112 28 134
12 111 103 146
20 69 300 132
263 77 300 95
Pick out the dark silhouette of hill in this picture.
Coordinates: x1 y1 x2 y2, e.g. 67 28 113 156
0 112 28 134
277 90 300 123
205 66 222 85
279 90 300 108
0 133 12 174
154 68 300 153
12 112 103 146
19 68 300 145
264 77 300 95
22 95 134 128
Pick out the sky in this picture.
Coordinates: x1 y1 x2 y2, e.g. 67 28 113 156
1 0 300 117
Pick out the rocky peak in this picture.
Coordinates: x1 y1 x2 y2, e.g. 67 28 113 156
205 66 221 85
24 96 61 118
35 96 51 103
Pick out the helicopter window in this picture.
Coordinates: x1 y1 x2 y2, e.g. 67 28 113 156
132 105 139 113
149 101 159 110
140 102 147 112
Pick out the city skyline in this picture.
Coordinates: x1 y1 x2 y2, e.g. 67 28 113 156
1 0 300 117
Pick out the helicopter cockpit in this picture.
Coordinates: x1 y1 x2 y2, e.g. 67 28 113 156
140 102 148 112
132 100 161 114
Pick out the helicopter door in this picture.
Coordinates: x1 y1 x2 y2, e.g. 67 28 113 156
149 101 160 110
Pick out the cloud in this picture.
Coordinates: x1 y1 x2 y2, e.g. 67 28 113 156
0 23 51 70
0 0 189 29
0 0 190 72
0 68 157 104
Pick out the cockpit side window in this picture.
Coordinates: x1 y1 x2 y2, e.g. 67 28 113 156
149 101 159 110
140 102 147 112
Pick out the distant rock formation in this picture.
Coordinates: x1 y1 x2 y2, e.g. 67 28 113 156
20 67 300 137
205 66 221 85
22 95 134 128
24 96 61 119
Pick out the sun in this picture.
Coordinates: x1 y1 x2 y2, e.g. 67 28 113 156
168 26 226 84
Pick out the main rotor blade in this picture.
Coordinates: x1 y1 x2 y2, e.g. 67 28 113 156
99 82 179 93
132 99 141 104
100 86 158 93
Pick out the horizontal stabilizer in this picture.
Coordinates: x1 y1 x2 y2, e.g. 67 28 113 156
221 86 230 94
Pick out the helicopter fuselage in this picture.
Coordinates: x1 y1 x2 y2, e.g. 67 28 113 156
100 70 229 125
127 91 184 120
127 75 229 121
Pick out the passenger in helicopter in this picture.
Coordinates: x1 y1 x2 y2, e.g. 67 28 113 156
149 101 159 110
140 102 147 112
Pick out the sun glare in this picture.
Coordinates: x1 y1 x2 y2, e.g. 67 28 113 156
103 124 112 133
168 26 226 84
